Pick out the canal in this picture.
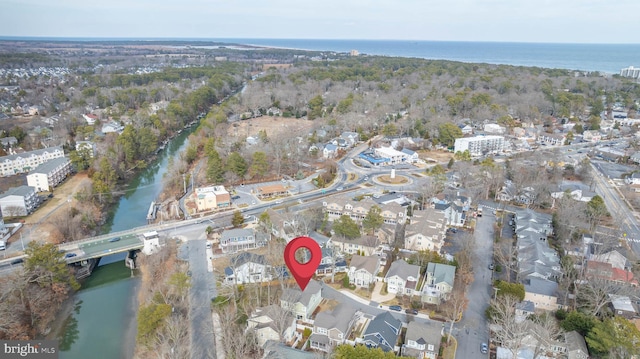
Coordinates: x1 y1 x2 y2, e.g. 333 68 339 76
55 127 196 359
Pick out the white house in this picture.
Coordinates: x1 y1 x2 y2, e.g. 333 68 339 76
404 209 446 252
26 157 72 192
385 259 421 296
75 141 96 158
101 121 124 134
224 252 272 284
348 255 380 287
82 113 98 125
219 228 258 254
323 143 338 158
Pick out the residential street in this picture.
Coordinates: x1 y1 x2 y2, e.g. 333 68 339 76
455 208 494 359
182 238 217 359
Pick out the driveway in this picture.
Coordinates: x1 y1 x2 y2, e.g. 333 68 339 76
455 209 494 359
370 281 396 303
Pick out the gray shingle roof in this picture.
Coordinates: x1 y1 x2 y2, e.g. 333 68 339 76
349 255 380 275
281 280 321 307
0 185 35 199
0 146 63 162
523 277 558 296
313 302 356 333
28 156 70 174
230 252 266 267
386 259 420 281
405 321 441 352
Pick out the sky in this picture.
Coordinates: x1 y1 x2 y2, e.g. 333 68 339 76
1 0 640 44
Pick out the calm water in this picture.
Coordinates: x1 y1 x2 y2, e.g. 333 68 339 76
217 38 640 74
56 128 196 359
3 36 638 73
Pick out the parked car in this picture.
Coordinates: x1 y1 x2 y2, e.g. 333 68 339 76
336 186 344 191
405 308 418 315
109 237 121 242
389 305 402 312
10 258 24 265
231 195 240 200
481 343 488 354
64 253 77 259
489 263 494 270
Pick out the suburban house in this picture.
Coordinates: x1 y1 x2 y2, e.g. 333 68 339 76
385 259 421 296
582 130 602 142
515 300 536 322
323 197 407 225
523 277 561 311
309 303 359 352
315 247 347 275
262 341 317 359
348 255 381 287
331 235 382 256
219 228 260 254
194 185 231 212
263 208 296 242
564 331 589 359
361 311 402 353
82 113 98 125
246 305 296 348
340 131 360 147
224 252 272 284
0 146 65 177
323 143 338 158
404 209 446 252
538 133 566 146
550 183 595 202
75 141 96 158
585 260 639 286
0 185 41 217
401 321 442 359
515 209 560 284
496 181 537 205
609 295 639 319
0 136 17 148
421 262 456 304
101 121 124 134
26 157 72 192
590 249 631 270
280 280 323 321
401 148 419 163
256 184 288 199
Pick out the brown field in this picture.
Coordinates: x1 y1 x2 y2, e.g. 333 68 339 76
226 116 315 140
417 149 454 163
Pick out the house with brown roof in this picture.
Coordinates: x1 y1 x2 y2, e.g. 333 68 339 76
348 255 381 287
256 184 288 199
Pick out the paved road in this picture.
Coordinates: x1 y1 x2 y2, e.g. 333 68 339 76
455 209 494 359
590 162 640 255
183 238 217 359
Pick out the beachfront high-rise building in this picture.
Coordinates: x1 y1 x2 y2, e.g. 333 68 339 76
620 66 640 78
454 135 504 157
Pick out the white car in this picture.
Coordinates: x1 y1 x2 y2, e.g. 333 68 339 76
336 186 344 191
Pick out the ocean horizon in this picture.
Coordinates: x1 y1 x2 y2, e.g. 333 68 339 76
2 36 639 74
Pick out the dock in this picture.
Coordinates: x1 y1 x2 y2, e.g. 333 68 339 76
146 201 158 221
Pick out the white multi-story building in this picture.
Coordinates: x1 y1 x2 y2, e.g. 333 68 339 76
26 157 72 192
454 135 504 157
620 66 640 78
0 146 65 177
0 185 40 217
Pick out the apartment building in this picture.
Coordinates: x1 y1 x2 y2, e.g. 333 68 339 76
454 135 504 157
0 146 65 177
26 157 72 192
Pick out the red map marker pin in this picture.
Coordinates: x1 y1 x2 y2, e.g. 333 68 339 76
284 236 322 291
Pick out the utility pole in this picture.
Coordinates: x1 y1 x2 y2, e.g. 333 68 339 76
182 173 186 194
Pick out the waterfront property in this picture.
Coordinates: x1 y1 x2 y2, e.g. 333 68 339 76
194 185 231 212
26 157 72 192
0 146 65 177
219 228 259 253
